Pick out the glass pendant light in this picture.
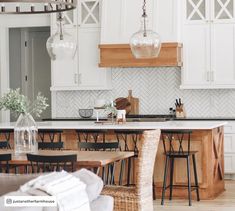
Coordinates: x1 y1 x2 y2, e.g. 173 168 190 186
130 0 161 59
46 12 77 60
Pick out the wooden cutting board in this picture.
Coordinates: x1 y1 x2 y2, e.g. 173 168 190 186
127 90 139 114
115 97 131 114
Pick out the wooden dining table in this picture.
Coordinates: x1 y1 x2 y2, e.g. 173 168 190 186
0 150 134 168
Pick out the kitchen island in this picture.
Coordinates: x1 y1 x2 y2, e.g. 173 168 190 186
0 120 227 200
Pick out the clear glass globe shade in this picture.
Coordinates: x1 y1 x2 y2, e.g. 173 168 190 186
46 23 77 60
130 18 161 59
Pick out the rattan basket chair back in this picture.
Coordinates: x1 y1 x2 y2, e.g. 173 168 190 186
102 129 161 211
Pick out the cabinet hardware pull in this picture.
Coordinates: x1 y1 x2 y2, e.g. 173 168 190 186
74 73 78 84
78 73 82 84
211 71 214 82
206 71 210 81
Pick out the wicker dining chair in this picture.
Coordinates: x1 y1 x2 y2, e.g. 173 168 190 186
102 129 161 211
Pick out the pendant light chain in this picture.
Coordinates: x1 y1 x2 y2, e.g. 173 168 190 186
142 0 147 17
142 0 147 37
58 12 64 40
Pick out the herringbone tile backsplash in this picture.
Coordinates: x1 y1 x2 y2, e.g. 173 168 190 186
53 67 235 118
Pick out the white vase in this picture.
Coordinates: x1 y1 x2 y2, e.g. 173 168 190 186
14 113 38 155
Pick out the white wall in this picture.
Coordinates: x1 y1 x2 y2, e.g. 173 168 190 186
0 27 10 122
9 28 22 91
8 27 51 121
0 15 50 122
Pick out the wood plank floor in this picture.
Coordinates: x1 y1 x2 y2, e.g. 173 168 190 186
154 180 235 211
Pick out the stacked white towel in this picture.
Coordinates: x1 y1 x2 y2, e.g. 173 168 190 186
20 171 90 211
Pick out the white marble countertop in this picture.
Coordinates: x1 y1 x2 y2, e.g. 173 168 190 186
0 121 227 130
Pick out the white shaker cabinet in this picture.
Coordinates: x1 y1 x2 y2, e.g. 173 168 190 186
181 24 210 87
153 0 178 42
77 27 112 89
100 0 178 44
181 0 235 89
50 0 111 91
51 28 79 89
211 23 235 86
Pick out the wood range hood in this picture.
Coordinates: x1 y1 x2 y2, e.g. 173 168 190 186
99 43 182 68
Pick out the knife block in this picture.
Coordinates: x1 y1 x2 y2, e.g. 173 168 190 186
176 104 186 118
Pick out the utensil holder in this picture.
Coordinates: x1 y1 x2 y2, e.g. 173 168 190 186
176 104 186 118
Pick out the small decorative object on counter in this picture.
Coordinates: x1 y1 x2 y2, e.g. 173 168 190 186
0 89 48 155
94 98 106 122
116 110 126 124
175 98 186 118
169 107 175 120
104 101 117 124
115 97 131 114
78 109 93 118
94 99 106 109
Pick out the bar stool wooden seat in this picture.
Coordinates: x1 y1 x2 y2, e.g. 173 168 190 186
161 130 200 206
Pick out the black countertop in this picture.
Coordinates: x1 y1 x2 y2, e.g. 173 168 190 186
43 117 106 121
43 115 235 121
175 117 235 121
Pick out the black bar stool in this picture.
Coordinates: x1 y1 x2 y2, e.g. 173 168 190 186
78 142 120 185
76 129 114 184
0 129 13 149
161 130 200 206
0 130 17 174
114 130 143 186
0 153 11 173
38 129 64 150
76 129 107 143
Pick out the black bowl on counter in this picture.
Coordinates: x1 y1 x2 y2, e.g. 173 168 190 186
78 109 93 118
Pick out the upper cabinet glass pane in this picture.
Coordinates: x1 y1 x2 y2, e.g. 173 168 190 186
187 0 206 20
81 0 100 26
214 0 234 20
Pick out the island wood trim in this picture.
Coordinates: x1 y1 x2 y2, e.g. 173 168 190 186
99 43 183 67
